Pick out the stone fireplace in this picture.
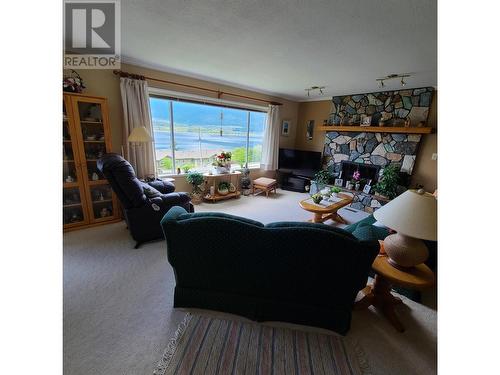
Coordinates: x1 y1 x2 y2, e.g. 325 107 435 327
318 87 433 212
323 130 423 211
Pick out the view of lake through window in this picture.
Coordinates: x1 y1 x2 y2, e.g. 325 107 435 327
149 96 267 174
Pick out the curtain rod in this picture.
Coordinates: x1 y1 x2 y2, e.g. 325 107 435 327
112 70 282 106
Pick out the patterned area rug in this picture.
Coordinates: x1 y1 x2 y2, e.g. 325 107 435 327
153 314 370 375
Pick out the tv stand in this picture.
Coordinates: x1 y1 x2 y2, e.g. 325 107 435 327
277 169 312 192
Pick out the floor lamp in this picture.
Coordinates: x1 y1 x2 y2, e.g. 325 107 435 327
127 126 153 178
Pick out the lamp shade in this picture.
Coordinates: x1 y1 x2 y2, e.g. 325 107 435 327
373 189 437 241
128 126 153 143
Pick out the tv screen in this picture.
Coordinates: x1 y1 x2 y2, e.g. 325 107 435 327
278 148 322 177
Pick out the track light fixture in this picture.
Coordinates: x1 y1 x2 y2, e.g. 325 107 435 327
305 86 326 97
376 73 411 88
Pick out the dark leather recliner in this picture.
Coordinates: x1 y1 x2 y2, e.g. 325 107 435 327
97 153 194 248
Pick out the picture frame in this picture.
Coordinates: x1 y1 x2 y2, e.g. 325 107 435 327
281 120 290 136
360 115 372 126
306 120 315 140
334 178 344 187
362 184 372 194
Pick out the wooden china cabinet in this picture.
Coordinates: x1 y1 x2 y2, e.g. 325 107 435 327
63 93 120 230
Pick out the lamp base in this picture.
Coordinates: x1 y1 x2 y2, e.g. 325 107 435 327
383 233 429 269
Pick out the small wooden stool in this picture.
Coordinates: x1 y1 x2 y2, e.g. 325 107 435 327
252 177 277 198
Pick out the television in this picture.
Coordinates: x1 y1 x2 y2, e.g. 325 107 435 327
278 148 322 178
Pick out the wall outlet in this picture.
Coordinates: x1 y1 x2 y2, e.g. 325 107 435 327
431 153 437 161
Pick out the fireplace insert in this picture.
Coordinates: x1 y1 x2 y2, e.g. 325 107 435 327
340 161 380 185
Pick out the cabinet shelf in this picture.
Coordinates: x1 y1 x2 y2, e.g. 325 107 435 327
203 191 241 202
80 120 103 124
63 182 79 188
63 203 82 208
92 199 112 204
88 179 108 186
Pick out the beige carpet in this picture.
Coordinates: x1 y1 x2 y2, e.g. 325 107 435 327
63 188 436 375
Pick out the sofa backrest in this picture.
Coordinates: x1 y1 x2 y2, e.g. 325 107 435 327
97 153 147 209
161 207 379 311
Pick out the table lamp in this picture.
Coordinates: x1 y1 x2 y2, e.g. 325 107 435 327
128 126 153 144
373 189 437 269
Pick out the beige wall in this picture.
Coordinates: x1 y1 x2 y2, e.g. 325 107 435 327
293 94 438 191
411 92 437 191
295 100 332 152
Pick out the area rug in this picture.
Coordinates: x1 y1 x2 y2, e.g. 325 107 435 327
153 313 370 375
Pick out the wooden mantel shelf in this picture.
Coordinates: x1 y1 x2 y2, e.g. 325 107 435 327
317 125 433 134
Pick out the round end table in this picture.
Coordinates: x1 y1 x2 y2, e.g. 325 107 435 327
355 252 435 332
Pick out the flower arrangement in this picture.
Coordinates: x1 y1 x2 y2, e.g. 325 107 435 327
212 151 232 174
352 170 361 181
212 151 232 167
63 70 86 93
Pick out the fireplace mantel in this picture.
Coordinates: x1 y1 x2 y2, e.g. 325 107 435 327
317 125 433 134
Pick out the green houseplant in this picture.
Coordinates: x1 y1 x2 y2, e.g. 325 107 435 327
374 165 400 199
311 193 323 204
186 171 204 204
330 186 341 197
313 169 331 193
218 181 231 196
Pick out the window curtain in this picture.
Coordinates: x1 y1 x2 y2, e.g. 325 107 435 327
119 77 155 179
260 105 280 170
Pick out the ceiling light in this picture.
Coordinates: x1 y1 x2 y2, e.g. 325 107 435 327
376 73 411 88
305 86 326 97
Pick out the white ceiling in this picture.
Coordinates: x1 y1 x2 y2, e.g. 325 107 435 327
121 0 437 101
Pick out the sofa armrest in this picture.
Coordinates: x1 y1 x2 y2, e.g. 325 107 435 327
161 205 189 224
148 179 175 194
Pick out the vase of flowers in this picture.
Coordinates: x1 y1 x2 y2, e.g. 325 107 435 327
352 170 361 191
212 151 232 174
63 70 86 93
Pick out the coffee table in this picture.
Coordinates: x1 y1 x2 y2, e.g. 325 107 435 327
299 193 353 223
355 250 435 332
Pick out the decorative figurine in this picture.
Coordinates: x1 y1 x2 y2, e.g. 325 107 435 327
92 172 99 181
65 175 74 183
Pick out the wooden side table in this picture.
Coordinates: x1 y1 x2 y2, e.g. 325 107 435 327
355 253 435 332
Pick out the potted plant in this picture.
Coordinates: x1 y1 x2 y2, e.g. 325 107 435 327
312 169 331 193
218 181 231 196
373 165 400 199
186 171 204 204
240 168 251 196
311 193 323 204
212 151 232 174
352 170 361 191
330 186 341 198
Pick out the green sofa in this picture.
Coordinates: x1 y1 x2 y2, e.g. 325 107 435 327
161 206 380 334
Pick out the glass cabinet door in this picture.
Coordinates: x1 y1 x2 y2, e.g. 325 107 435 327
63 97 89 226
72 97 118 223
